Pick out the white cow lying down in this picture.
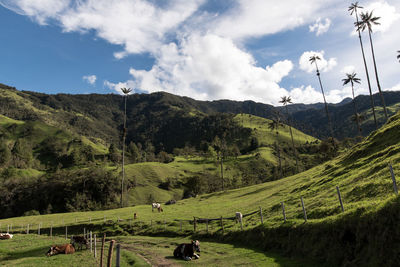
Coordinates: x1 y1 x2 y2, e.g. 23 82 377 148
0 233 13 240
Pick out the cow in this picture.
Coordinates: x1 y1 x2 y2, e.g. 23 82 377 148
46 244 75 256
152 203 163 212
173 240 201 261
235 212 243 223
70 236 88 250
0 233 13 240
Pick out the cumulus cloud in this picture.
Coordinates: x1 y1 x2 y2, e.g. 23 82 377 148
0 0 70 25
212 0 338 40
299 51 337 73
109 34 293 104
289 84 368 104
0 0 204 55
309 18 331 36
82 75 97 85
364 1 400 33
340 65 356 74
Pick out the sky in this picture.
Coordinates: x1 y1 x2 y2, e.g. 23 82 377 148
0 0 399 106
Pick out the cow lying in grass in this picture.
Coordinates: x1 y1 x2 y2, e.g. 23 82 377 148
173 240 200 261
46 244 75 256
0 233 13 240
70 236 88 250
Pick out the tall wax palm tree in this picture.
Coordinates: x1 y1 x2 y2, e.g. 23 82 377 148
309 55 335 140
357 11 388 120
268 113 284 178
279 96 299 173
120 87 132 207
342 72 362 135
397 50 400 62
349 2 378 129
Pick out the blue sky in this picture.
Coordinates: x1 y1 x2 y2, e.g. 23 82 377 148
0 0 399 105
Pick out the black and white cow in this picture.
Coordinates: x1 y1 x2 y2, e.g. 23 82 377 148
173 240 201 261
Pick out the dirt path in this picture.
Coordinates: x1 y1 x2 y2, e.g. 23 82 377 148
121 241 181 267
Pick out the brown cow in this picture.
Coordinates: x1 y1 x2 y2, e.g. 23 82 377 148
46 244 75 256
0 233 13 240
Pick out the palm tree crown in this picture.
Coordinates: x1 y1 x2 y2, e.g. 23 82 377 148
121 87 132 95
348 2 363 16
356 11 380 32
279 96 292 106
342 72 361 87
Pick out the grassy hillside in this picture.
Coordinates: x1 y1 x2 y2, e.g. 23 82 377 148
2 110 400 265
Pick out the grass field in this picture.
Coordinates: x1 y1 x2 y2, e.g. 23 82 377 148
1 109 400 265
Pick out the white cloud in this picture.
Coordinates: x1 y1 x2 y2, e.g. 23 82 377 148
111 34 293 104
0 0 70 25
82 75 97 85
299 51 337 73
0 0 204 56
212 0 338 40
289 84 368 104
340 65 356 74
104 80 136 94
309 18 331 36
364 1 400 33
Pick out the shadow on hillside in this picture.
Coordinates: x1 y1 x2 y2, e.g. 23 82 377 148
3 245 49 261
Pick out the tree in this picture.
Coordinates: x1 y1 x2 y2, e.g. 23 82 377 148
309 55 335 140
342 72 362 135
349 2 378 129
212 136 227 191
356 11 388 120
397 50 400 62
120 87 132 207
268 113 284 177
279 96 299 173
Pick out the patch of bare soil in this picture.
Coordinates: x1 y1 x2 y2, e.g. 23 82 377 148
121 242 181 267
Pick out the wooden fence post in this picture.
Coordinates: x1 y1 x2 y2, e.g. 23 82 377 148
180 221 182 232
38 223 40 235
90 231 93 252
116 244 121 267
389 164 398 195
301 197 307 222
220 216 224 234
27 224 29 234
336 186 344 212
65 225 68 240
240 218 243 231
150 220 152 228
259 206 263 224
84 228 86 238
206 219 209 234
193 217 197 233
107 240 115 267
281 202 286 223
50 223 52 238
100 233 106 267
94 234 97 258
7 225 9 234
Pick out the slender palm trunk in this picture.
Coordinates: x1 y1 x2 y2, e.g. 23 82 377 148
314 62 335 139
368 29 388 120
120 95 127 207
285 105 299 173
355 12 378 129
351 84 362 135
220 152 224 191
